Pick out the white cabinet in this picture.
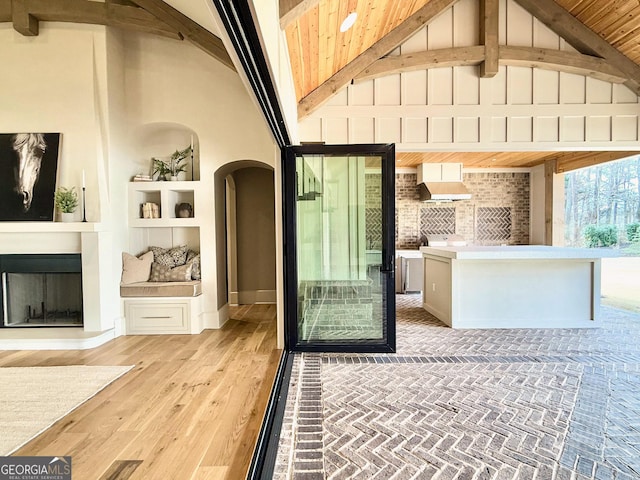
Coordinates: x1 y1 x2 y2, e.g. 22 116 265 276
128 181 201 228
124 296 202 334
417 163 463 183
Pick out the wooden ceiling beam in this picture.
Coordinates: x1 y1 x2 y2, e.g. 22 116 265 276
355 46 484 82
11 0 37 35
354 45 626 84
500 46 627 83
5 0 181 39
512 0 640 95
3 0 233 70
279 0 319 29
479 0 499 77
556 151 640 173
297 0 461 119
129 0 234 70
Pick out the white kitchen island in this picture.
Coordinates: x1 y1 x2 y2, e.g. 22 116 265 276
419 245 610 329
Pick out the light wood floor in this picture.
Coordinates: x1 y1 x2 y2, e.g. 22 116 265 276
0 304 280 480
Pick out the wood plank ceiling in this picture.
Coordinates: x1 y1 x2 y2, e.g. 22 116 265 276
281 0 640 171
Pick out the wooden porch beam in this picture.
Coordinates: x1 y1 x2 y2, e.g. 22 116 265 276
544 158 557 246
129 0 234 70
556 151 640 173
500 46 627 84
279 0 319 29
354 46 484 82
297 0 460 119
512 0 640 95
354 45 626 84
479 0 499 77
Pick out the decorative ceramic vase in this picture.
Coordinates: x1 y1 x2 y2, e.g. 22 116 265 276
170 175 178 181
60 212 74 222
176 203 193 218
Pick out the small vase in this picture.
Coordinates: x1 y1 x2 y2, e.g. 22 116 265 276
60 212 74 222
170 175 178 181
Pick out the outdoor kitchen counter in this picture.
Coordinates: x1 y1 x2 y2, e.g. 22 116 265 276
419 245 611 329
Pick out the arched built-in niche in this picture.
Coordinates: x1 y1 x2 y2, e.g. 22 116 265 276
133 122 200 181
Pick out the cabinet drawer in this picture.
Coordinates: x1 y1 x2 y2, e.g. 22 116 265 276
125 301 190 334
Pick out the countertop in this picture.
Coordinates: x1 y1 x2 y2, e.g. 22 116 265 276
419 245 616 260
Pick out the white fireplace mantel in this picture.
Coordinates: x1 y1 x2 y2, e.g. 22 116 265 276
0 223 117 350
0 222 105 233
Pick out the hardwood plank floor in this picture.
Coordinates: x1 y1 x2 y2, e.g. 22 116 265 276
0 304 280 480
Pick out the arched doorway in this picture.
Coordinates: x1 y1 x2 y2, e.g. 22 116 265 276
214 161 276 309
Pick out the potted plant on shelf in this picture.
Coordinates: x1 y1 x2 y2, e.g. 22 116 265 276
152 145 192 181
54 186 78 222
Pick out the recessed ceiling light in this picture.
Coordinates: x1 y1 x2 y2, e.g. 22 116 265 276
340 12 357 32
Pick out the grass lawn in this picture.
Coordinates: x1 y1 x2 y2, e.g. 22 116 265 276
601 255 640 313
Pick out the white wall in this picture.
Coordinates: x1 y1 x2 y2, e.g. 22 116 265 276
121 31 277 328
0 21 279 333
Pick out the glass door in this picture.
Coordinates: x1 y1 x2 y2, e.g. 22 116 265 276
283 144 395 352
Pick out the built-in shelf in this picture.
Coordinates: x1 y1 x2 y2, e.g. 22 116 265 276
128 181 201 228
0 222 104 233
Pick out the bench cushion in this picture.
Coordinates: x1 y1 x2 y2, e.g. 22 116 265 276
120 281 202 297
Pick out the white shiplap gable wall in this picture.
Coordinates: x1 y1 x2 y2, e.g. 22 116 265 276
298 0 640 152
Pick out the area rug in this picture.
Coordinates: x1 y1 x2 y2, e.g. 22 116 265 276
0 365 133 455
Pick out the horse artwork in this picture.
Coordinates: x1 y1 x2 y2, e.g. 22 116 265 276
0 133 60 221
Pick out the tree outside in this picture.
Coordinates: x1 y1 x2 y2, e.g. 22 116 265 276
564 155 640 312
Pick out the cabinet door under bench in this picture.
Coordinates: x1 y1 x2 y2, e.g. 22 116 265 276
123 296 202 335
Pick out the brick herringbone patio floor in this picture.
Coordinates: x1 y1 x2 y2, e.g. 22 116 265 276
274 294 640 480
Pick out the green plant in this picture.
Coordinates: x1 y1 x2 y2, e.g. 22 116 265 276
626 222 640 243
583 224 618 248
54 187 79 213
152 157 172 179
152 145 192 179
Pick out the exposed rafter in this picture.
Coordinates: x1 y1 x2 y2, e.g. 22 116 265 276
479 0 498 77
128 0 234 70
4 0 180 38
355 47 484 82
354 46 627 84
297 0 460 119
1 0 234 70
512 0 640 95
279 0 319 29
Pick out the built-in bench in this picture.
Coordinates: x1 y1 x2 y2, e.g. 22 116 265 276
120 281 203 335
120 280 202 298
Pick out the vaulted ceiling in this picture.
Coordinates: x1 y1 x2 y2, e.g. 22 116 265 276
280 0 640 170
2 0 640 170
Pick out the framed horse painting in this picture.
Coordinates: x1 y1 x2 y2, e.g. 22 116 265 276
0 133 61 221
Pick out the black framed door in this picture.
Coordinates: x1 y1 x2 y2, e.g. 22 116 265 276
283 144 395 352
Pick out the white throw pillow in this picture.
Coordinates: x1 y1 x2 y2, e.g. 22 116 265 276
121 251 153 284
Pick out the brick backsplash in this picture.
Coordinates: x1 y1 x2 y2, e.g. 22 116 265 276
395 172 530 248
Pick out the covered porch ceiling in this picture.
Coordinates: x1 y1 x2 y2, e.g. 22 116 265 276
280 0 640 171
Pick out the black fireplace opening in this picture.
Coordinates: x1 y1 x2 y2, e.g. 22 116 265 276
0 254 83 328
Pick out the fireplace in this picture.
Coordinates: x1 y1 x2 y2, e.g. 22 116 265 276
0 254 83 328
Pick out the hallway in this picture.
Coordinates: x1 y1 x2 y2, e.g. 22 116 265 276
275 295 640 479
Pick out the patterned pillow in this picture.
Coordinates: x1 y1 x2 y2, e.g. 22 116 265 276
186 250 201 280
149 262 193 282
149 245 188 268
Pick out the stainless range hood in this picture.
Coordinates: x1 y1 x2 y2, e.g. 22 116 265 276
417 163 471 202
